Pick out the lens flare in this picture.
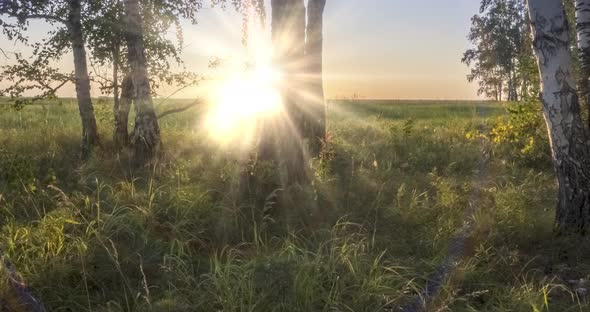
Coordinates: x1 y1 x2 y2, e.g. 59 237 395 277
203 60 285 148
200 7 289 149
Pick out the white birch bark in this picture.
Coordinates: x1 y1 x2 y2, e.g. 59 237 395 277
265 0 308 184
527 0 590 233
305 0 327 156
67 0 99 158
575 0 590 55
575 0 590 127
124 0 161 164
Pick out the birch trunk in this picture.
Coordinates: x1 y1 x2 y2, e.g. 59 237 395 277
112 50 120 117
575 0 590 127
265 0 307 184
271 0 306 131
124 0 161 164
114 74 133 149
527 0 590 234
305 0 327 156
67 0 99 158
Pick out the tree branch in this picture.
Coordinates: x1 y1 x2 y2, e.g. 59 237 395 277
22 14 68 24
0 47 8 58
157 99 202 119
1 9 68 25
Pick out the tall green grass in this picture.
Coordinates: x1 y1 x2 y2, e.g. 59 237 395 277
0 99 588 311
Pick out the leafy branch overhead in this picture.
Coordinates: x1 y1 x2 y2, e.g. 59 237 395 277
0 0 204 107
85 0 205 98
0 28 73 108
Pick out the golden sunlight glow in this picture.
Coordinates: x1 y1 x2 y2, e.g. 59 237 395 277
205 65 283 140
202 10 285 148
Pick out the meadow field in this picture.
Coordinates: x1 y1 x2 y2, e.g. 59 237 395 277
1 99 589 311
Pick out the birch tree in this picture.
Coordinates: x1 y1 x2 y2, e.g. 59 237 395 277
0 0 99 158
67 0 98 157
86 0 202 150
527 0 590 233
86 1 198 149
575 0 590 127
305 0 326 156
124 0 161 164
269 0 307 183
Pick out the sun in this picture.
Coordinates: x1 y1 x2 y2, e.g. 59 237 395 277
203 61 285 148
214 64 283 118
202 12 286 148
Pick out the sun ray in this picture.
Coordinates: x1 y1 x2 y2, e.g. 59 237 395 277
199 12 287 151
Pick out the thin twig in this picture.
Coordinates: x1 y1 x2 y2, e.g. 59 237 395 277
1 9 68 25
154 75 206 108
157 99 202 119
0 47 9 59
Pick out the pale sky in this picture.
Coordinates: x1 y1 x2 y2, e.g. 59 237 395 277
0 0 481 100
